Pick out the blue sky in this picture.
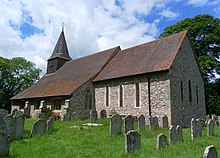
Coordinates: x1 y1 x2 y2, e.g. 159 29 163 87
0 0 219 73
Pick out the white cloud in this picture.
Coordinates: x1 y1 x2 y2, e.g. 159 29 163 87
187 0 208 6
160 8 180 19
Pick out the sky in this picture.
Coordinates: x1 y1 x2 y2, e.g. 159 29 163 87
0 0 219 73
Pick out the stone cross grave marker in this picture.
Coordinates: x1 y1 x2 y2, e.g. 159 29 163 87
157 133 167 150
138 115 145 132
110 114 122 135
162 115 168 128
0 131 10 156
125 130 141 153
90 110 98 122
100 109 107 119
124 115 134 134
207 119 215 136
14 115 25 139
30 119 47 137
203 145 218 158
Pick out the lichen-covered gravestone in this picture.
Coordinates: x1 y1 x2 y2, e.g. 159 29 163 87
100 109 107 119
176 125 183 142
90 110 97 122
0 131 10 156
149 116 159 131
169 125 177 144
110 114 122 135
157 133 167 150
162 115 168 128
15 115 25 139
124 115 134 134
38 113 46 120
0 109 8 131
30 119 47 137
191 118 202 140
125 130 141 153
203 145 218 158
4 115 16 140
138 115 145 132
207 119 215 136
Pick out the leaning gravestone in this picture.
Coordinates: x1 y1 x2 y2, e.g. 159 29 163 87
138 115 145 132
110 114 122 135
125 130 141 153
203 145 218 158
63 112 71 121
157 133 167 150
0 131 10 156
4 115 16 140
90 110 98 122
162 115 168 128
207 119 215 136
14 115 25 139
38 113 46 120
47 117 54 130
30 119 47 137
124 115 134 134
100 109 107 119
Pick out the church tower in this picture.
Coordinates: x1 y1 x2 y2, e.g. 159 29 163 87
46 28 72 74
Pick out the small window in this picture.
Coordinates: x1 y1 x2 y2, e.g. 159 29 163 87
119 85 123 107
84 89 92 109
54 100 61 110
106 86 109 107
196 86 199 104
189 80 192 102
135 83 140 107
180 81 183 101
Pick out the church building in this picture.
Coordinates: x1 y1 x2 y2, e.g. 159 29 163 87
11 30 206 127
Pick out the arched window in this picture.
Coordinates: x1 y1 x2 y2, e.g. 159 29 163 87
106 86 109 107
84 89 92 109
135 83 140 107
189 80 192 102
119 85 123 107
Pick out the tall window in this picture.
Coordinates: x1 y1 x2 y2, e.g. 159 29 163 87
54 100 61 110
119 85 123 107
180 81 183 101
196 86 199 104
106 86 109 107
135 83 140 107
84 89 92 109
189 80 192 102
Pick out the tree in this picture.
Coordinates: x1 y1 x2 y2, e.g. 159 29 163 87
160 14 220 114
0 56 41 111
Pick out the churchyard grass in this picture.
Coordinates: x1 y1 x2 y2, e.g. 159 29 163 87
6 118 220 158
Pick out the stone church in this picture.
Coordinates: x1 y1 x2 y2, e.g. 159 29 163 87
11 30 206 127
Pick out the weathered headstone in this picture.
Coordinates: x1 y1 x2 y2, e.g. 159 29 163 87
90 110 98 122
138 115 145 132
100 109 107 119
110 114 122 135
0 109 8 131
4 115 16 140
47 117 54 130
38 113 46 120
63 112 71 121
124 115 134 134
30 119 47 137
15 111 23 117
207 119 215 136
162 115 168 128
191 118 203 140
149 116 159 131
71 112 79 121
11 109 18 116
203 145 218 158
176 125 183 142
0 131 10 156
157 133 167 150
14 115 25 139
125 130 141 153
169 125 177 144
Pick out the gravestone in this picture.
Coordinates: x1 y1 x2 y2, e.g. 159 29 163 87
47 117 54 130
90 110 98 122
110 114 122 135
30 119 47 137
124 115 134 134
176 125 183 142
14 115 25 139
11 109 18 116
207 119 215 136
4 115 16 140
24 101 31 117
71 112 79 121
138 115 145 132
203 145 218 158
162 115 168 128
125 130 141 153
149 116 159 131
0 131 10 156
100 109 107 119
15 111 23 117
191 118 202 140
157 133 167 150
63 112 71 121
0 109 8 131
38 113 46 120
169 125 177 144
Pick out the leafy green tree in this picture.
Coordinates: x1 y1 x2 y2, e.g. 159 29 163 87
0 56 41 111
160 14 220 115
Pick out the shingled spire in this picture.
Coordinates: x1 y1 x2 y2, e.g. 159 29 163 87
46 29 72 74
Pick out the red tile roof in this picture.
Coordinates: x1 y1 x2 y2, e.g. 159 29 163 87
11 47 120 100
93 31 187 82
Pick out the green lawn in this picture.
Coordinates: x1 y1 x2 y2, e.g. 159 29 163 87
4 118 220 158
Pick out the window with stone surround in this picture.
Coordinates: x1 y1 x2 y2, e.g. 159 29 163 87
189 80 192 102
119 85 123 107
106 86 109 107
53 100 62 110
135 83 140 108
84 89 92 109
180 81 183 101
